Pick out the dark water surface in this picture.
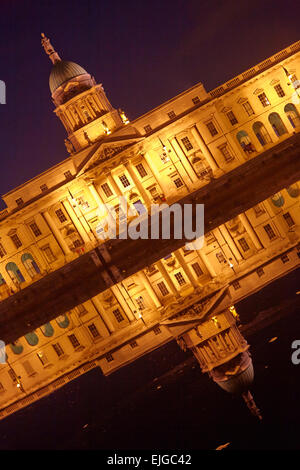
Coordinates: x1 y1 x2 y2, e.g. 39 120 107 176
0 268 299 450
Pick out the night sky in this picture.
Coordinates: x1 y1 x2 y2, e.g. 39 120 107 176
0 0 299 207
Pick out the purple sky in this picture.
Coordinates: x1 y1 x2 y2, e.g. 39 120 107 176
0 0 299 208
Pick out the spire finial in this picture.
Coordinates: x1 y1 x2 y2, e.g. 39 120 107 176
41 33 61 64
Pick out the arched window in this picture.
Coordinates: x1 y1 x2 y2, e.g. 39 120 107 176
0 274 6 286
271 192 285 207
252 122 272 146
268 113 287 137
6 262 25 284
284 103 300 128
236 130 256 154
21 253 40 278
56 314 70 328
24 332 39 346
286 183 300 198
40 322 54 337
10 340 23 355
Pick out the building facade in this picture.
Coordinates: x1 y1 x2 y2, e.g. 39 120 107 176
0 35 299 419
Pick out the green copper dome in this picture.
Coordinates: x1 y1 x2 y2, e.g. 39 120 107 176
49 60 88 93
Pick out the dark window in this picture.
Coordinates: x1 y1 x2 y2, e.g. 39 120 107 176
256 267 265 277
281 254 289 264
119 174 131 188
144 125 152 133
77 304 87 315
242 101 255 116
238 237 250 252
113 308 125 323
283 212 295 227
157 281 169 296
219 144 234 162
64 171 72 179
52 342 64 357
16 198 24 206
68 334 80 349
11 234 22 249
135 163 147 178
191 262 203 277
130 340 138 349
216 252 225 263
192 96 200 105
0 243 6 258
88 323 101 338
274 84 285 97
40 184 48 192
258 92 270 107
168 110 176 119
232 280 241 290
106 353 114 363
226 111 238 125
55 209 67 223
174 272 186 286
30 222 42 237
153 326 161 335
264 224 276 240
101 183 113 198
136 296 145 310
181 136 193 151
42 246 56 262
206 121 218 136
173 177 184 188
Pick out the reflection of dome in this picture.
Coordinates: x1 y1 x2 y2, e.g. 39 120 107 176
214 362 254 394
210 351 254 394
49 60 88 93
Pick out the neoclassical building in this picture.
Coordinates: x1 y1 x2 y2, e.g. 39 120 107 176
0 35 299 419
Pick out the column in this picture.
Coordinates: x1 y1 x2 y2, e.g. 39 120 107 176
124 161 152 205
174 250 198 288
62 199 91 244
138 270 162 308
225 133 246 164
190 125 219 172
197 250 216 277
87 181 115 228
91 297 115 333
219 224 243 262
238 213 263 250
107 172 123 196
111 284 136 322
156 260 179 297
169 137 199 184
143 151 169 195
42 211 72 256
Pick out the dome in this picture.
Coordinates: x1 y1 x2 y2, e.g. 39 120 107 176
49 60 88 93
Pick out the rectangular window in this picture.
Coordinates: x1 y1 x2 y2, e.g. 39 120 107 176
157 281 169 296
232 280 241 290
226 111 238 125
16 198 24 206
290 74 300 88
37 351 49 366
40 184 48 192
8 369 17 383
274 84 285 97
257 267 265 277
238 237 250 252
153 326 161 335
168 110 176 119
144 125 152 133
192 96 200 105
64 171 72 179
42 246 56 262
55 209 67 223
242 101 255 116
77 304 87 316
181 137 193 151
0 243 6 258
101 183 113 198
30 222 42 237
216 252 226 263
191 262 203 277
206 121 218 137
218 143 235 162
130 340 138 349
281 254 289 264
253 204 265 217
173 177 184 188
11 234 22 249
283 212 295 227
263 224 276 240
112 308 125 323
174 272 186 286
119 174 131 188
68 334 80 349
88 323 101 338
258 92 271 107
22 360 35 376
135 163 147 178
106 353 114 363
52 342 64 357
136 296 145 310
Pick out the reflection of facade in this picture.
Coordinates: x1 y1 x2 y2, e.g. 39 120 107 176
0 35 299 419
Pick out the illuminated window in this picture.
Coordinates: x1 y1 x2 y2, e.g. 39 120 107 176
242 101 255 116
40 184 48 192
119 174 131 188
30 222 42 237
68 334 80 349
238 237 250 252
88 323 101 338
226 111 238 125
168 110 176 119
263 224 276 240
174 272 186 286
10 234 22 249
0 243 6 258
136 296 145 310
283 212 295 227
135 163 147 178
192 96 200 105
16 198 24 206
206 121 218 137
55 209 67 223
258 92 270 107
274 84 285 97
157 281 169 296
191 262 203 277
181 137 193 151
144 125 152 133
113 308 125 323
52 343 64 357
101 183 113 198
